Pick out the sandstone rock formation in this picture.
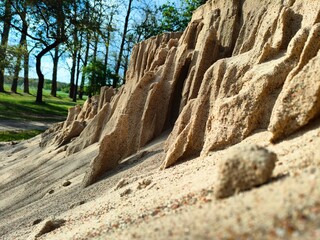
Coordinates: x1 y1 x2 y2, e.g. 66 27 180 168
38 0 320 187
214 144 277 199
40 86 114 148
162 0 320 168
76 33 185 186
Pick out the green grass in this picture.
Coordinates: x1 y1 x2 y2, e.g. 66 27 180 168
0 130 44 142
0 85 86 142
0 85 86 122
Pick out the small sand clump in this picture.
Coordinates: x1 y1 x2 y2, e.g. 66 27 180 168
215 144 277 199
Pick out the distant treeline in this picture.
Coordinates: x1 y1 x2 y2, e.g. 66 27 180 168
4 75 69 93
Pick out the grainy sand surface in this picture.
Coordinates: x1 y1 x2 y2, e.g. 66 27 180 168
1 120 320 240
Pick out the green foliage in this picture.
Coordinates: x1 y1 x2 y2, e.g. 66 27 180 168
0 44 27 74
82 59 106 96
160 3 183 32
134 0 206 41
159 0 206 32
59 84 70 93
180 0 207 28
26 0 78 41
0 130 43 142
133 5 161 41
106 68 119 87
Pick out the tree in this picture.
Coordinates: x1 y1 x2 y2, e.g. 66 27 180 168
11 45 26 93
181 0 207 27
159 2 183 32
132 2 160 42
76 0 119 94
50 45 61 97
79 32 90 100
83 59 105 96
91 0 104 63
11 3 28 93
114 0 133 88
23 44 30 93
78 0 91 100
68 0 82 100
136 0 207 35
103 5 117 86
0 0 12 92
70 0 107 101
69 29 78 99
122 33 136 84
22 43 37 94
74 32 83 102
34 1 67 103
9 0 88 102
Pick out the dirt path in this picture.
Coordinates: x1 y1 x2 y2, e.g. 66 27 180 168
0 120 58 131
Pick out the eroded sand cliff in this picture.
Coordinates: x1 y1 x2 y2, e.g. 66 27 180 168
1 0 320 239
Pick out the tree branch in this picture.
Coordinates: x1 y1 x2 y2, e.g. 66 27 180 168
9 23 44 44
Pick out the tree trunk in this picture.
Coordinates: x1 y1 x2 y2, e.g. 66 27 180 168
73 57 80 102
0 0 12 92
51 9 62 97
73 33 83 102
113 0 133 88
69 2 79 99
104 37 110 85
11 10 27 93
21 8 29 94
11 55 22 93
51 45 59 97
36 55 45 103
73 53 80 102
93 34 98 63
23 50 29 94
123 54 129 85
104 14 114 85
36 41 62 103
69 47 77 99
79 33 90 100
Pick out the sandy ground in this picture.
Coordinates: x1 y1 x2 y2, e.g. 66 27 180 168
0 120 320 239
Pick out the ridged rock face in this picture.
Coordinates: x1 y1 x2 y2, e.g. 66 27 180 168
40 86 114 148
80 33 184 186
43 0 320 186
161 0 320 168
80 1 244 186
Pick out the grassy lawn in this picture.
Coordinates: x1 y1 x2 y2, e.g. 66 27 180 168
0 130 43 142
0 85 86 142
0 85 85 122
